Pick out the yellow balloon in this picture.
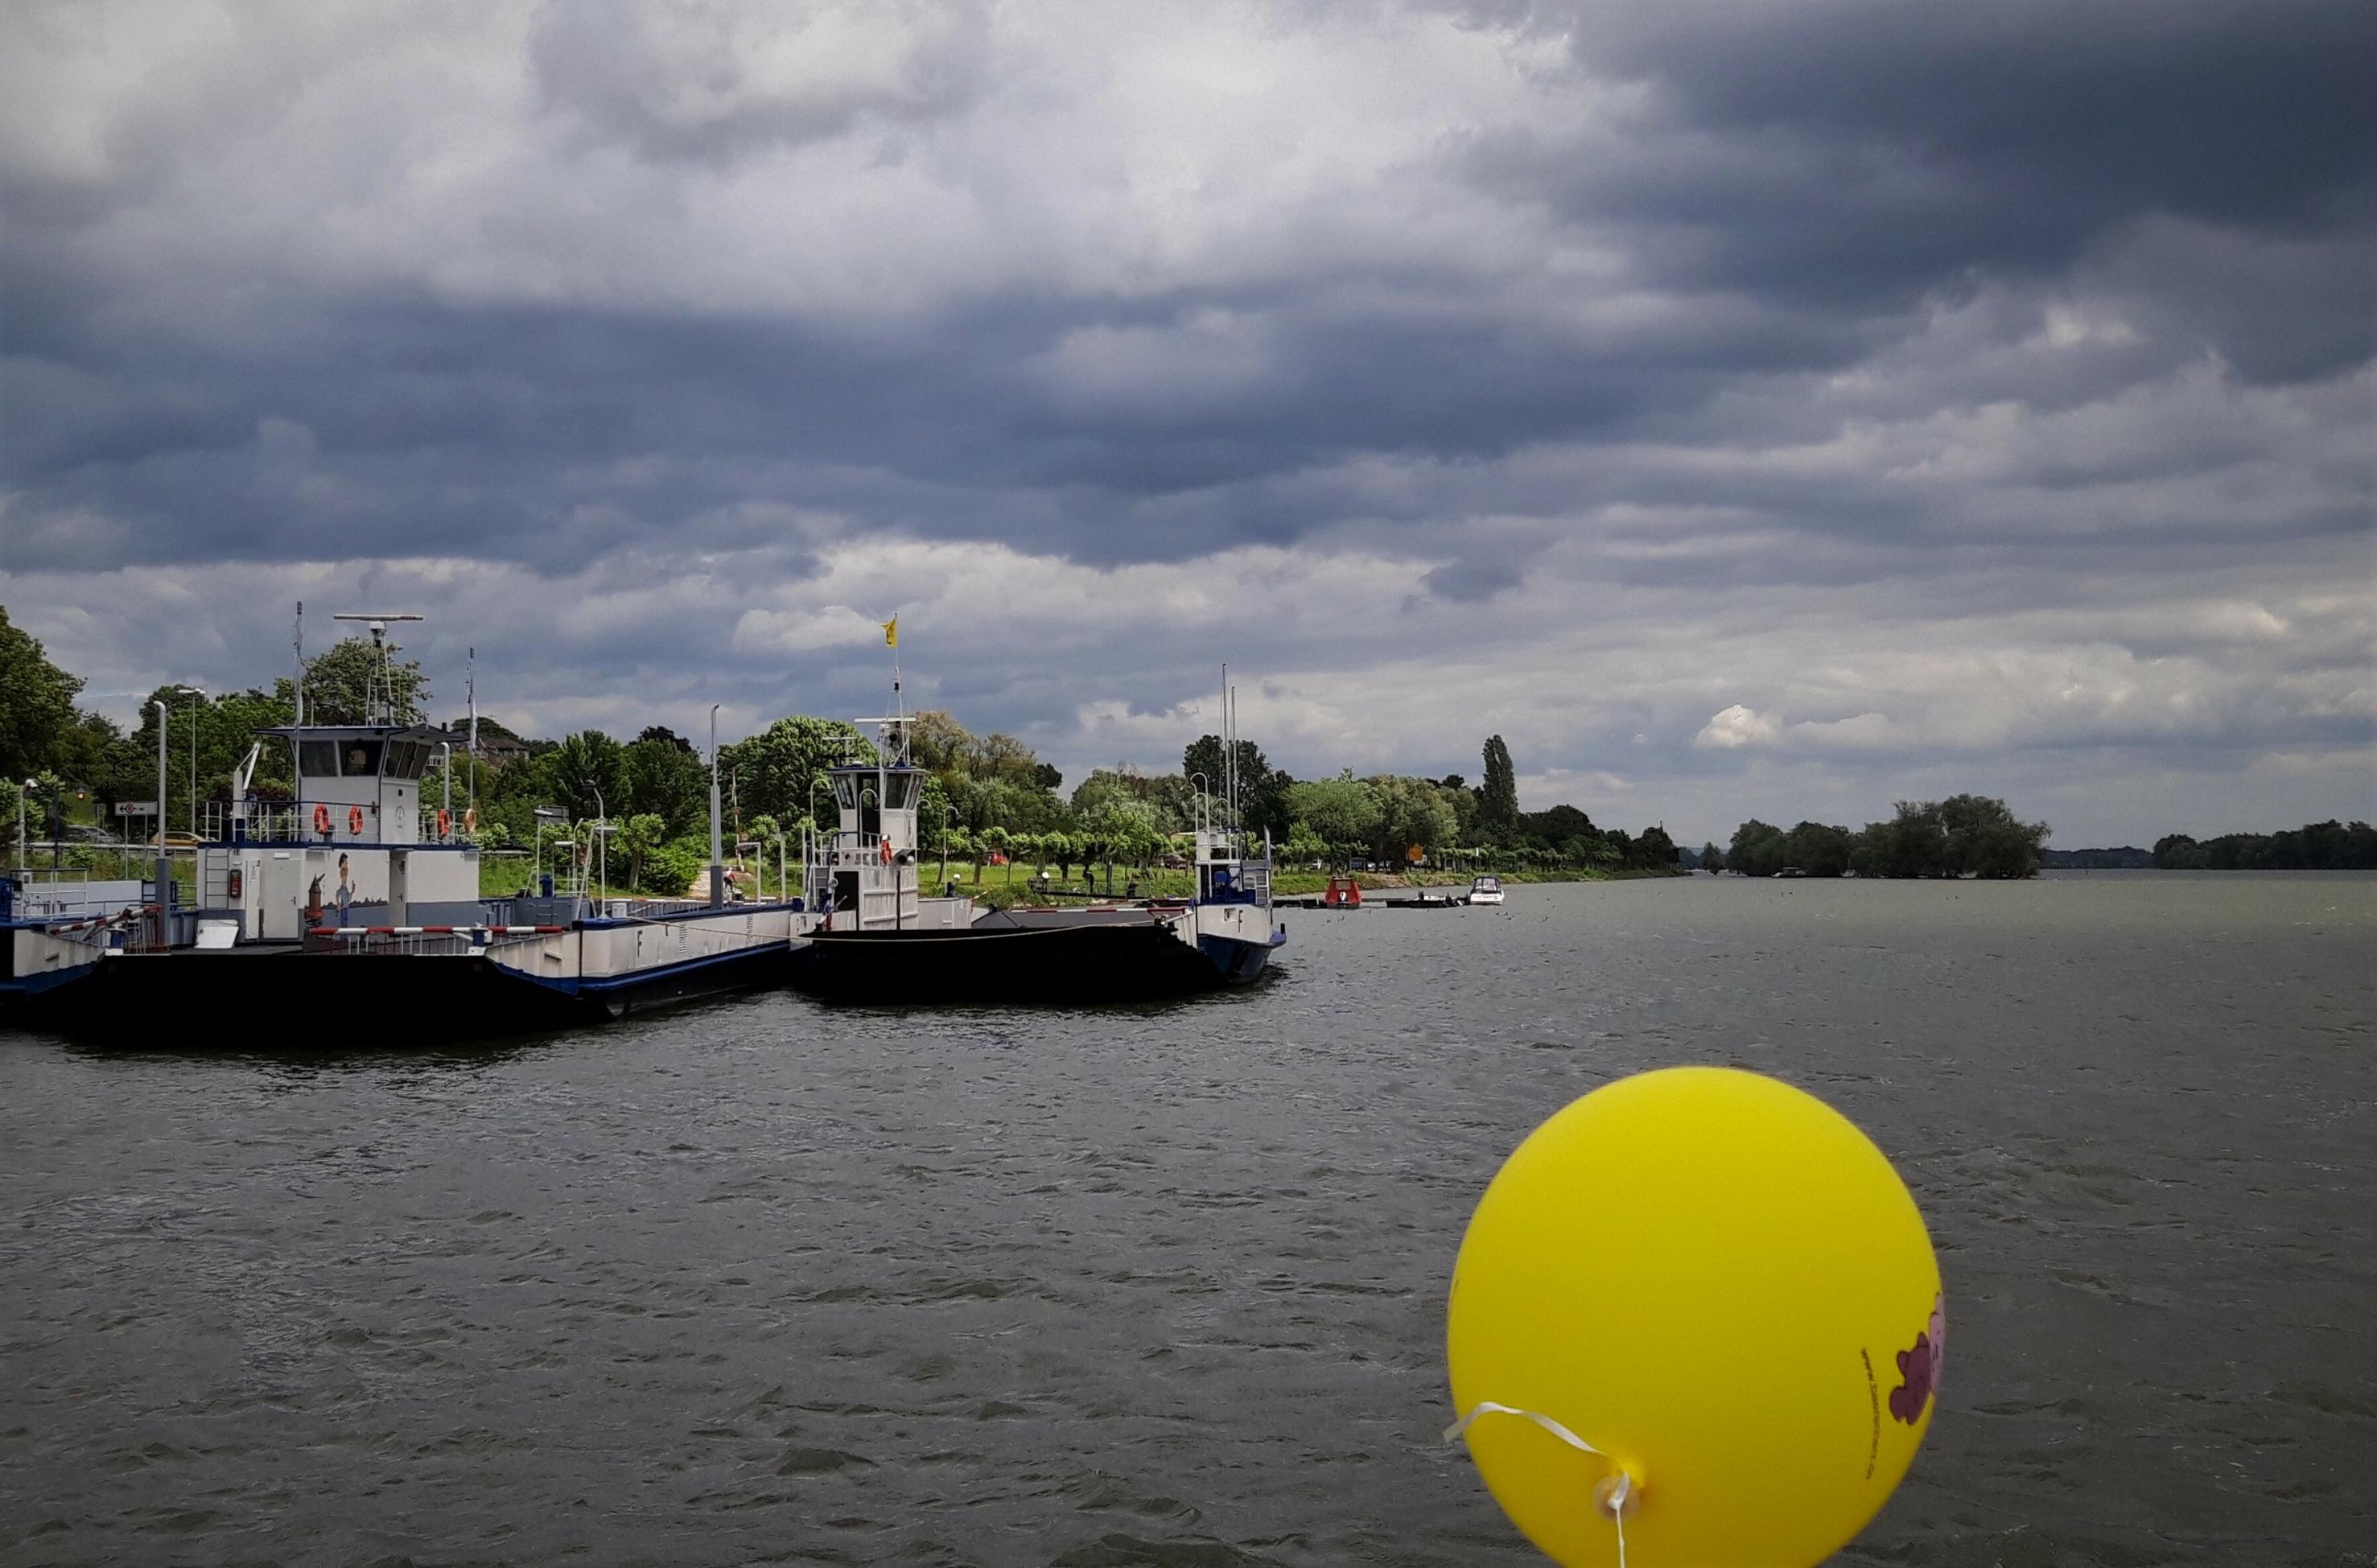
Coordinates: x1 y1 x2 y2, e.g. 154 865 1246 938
1447 1067 1942 1567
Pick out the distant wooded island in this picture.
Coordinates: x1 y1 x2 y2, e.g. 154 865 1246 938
2036 825 2376 869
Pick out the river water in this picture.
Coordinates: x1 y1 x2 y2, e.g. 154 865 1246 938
2 872 2370 1566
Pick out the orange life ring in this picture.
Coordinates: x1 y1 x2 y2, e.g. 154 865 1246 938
879 838 893 865
312 803 332 835
463 807 477 833
348 805 365 836
435 808 451 838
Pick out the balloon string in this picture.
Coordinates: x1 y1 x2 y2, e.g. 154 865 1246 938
1444 1401 1629 1568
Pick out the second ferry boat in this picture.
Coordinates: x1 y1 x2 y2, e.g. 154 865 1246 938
790 706 1283 1003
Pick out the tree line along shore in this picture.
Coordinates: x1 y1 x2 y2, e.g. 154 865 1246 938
9 611 2363 895
2 619 1683 899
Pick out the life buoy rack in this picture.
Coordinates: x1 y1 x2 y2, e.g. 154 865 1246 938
312 803 332 836
348 805 365 837
435 808 451 838
879 838 894 865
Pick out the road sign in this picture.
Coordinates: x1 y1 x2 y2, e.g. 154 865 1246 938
115 800 159 816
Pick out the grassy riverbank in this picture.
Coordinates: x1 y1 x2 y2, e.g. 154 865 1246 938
940 861 1683 910
463 850 1692 912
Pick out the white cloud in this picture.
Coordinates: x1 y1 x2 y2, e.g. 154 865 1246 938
1696 704 1781 749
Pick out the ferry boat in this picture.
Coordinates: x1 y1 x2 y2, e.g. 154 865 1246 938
790 706 1283 1003
2 614 805 1042
1467 874 1506 906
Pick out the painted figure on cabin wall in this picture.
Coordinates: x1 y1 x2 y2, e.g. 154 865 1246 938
336 853 352 912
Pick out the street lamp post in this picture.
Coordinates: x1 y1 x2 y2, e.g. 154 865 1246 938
708 704 723 909
439 743 451 839
587 782 607 902
152 698 170 916
185 687 204 836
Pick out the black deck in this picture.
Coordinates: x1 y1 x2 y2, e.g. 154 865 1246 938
8 943 795 1046
793 913 1231 1003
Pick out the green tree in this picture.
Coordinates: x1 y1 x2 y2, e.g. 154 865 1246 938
1633 825 1679 870
719 716 874 825
1083 796 1164 883
1780 821 1854 877
908 710 973 773
616 813 668 892
1182 734 1294 837
624 732 710 836
1284 822 1328 864
1849 804 1945 879
0 605 84 781
1479 735 1520 842
1936 793 2049 878
120 685 298 829
538 731 628 825
979 825 1011 884
1699 841 1726 874
1367 774 1456 866
1848 796 2045 879
1287 774 1384 863
281 635 430 724
1728 818 1789 877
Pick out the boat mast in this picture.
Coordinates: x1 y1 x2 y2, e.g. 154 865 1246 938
290 601 306 782
1220 663 1230 839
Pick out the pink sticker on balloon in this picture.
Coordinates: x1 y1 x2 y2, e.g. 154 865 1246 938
1888 1294 1943 1425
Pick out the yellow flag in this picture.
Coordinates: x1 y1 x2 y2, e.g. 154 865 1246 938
882 616 898 648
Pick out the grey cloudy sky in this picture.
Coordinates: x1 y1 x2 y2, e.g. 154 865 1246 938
3 0 2371 846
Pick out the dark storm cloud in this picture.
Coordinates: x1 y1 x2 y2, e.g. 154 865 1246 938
2 0 2369 845
1489 0 2377 378
7 0 2366 579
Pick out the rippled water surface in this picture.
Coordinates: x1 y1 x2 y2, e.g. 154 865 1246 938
4 872 2372 1566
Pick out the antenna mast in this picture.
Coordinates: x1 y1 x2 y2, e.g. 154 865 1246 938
332 612 423 725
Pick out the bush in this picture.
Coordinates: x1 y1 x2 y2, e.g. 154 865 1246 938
641 836 710 896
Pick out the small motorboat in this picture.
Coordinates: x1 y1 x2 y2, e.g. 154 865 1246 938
1466 874 1506 906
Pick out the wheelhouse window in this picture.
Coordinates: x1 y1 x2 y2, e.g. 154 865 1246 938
832 776 861 813
299 740 338 776
340 739 383 776
885 772 919 811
